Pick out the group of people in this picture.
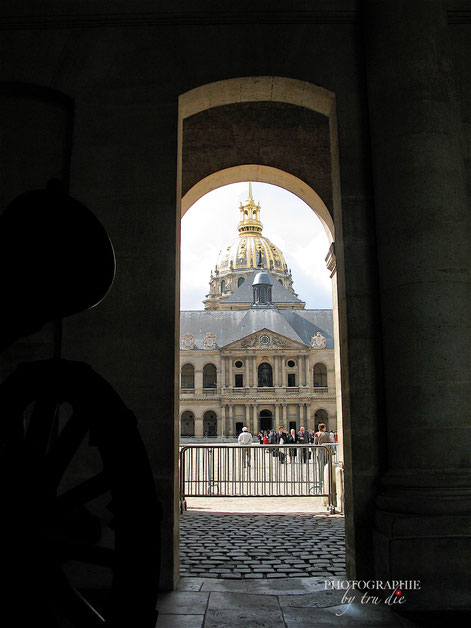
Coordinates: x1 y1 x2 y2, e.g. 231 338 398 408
256 424 338 447
237 423 337 466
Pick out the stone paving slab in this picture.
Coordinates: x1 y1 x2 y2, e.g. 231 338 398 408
180 509 345 579
156 614 204 628
198 577 333 595
282 604 404 627
156 592 209 615
156 582 409 628
204 607 284 627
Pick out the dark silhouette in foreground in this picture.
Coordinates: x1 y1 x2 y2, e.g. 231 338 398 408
0 181 160 627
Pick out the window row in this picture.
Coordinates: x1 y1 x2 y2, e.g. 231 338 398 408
181 362 328 389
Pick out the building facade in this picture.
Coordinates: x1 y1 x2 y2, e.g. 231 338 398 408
180 186 336 438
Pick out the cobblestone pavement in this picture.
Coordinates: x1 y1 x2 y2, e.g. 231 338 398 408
180 510 345 579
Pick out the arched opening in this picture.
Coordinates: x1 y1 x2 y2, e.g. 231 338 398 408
203 363 217 388
181 411 195 437
181 363 194 389
220 279 226 294
258 362 273 387
259 409 273 432
313 363 327 388
237 277 245 287
315 408 329 430
177 76 355 587
235 421 243 436
203 410 217 437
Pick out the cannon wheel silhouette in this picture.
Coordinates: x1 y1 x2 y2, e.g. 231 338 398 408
0 182 160 626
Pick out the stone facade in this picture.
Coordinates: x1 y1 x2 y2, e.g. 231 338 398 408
180 188 336 438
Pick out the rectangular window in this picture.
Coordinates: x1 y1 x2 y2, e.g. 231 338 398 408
235 373 244 387
288 373 296 387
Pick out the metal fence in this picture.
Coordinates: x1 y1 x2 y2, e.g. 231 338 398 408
179 444 336 513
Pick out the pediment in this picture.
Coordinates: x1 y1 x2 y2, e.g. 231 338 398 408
222 328 306 351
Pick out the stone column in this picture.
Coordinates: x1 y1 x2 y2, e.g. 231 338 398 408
245 403 250 432
305 403 312 432
282 404 287 425
274 355 279 387
221 405 227 438
228 356 233 389
305 355 310 387
244 358 248 388
228 405 234 436
221 355 226 388
194 368 203 395
274 404 280 427
252 356 257 387
297 354 303 387
364 0 471 609
253 404 258 433
281 355 286 387
194 416 203 438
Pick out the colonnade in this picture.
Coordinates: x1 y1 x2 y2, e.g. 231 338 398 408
219 353 324 388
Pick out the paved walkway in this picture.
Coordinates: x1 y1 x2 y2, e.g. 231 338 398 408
180 499 345 580
156 577 423 627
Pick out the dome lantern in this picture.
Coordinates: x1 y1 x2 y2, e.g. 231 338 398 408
238 181 263 235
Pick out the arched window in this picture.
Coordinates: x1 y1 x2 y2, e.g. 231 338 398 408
221 280 226 293
181 411 195 437
203 410 217 437
238 276 245 287
258 362 273 387
313 363 327 388
203 363 217 388
181 363 194 389
314 408 328 430
259 409 273 432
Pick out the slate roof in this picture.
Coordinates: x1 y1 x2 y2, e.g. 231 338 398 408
222 269 304 306
180 308 334 349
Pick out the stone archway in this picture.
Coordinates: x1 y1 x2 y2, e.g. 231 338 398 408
177 75 357 583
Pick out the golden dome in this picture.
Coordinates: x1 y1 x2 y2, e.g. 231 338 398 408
204 183 295 310
216 183 288 274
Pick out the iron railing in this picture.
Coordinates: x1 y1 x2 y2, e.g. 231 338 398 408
179 444 336 513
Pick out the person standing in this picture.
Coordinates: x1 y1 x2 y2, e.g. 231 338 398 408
297 426 310 462
287 428 298 463
238 426 253 467
314 423 331 488
276 426 287 463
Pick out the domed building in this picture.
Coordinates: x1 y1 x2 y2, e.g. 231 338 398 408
180 185 337 439
203 183 301 309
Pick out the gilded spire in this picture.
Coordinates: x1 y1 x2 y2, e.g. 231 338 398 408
238 182 263 236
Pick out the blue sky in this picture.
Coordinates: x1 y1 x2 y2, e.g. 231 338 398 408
180 182 333 310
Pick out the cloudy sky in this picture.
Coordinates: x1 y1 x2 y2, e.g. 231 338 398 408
180 182 333 310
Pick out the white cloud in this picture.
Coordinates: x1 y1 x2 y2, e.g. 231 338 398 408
180 182 332 310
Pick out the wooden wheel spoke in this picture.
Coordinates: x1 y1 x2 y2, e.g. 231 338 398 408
51 565 106 626
25 397 58 457
57 471 109 509
45 412 89 487
53 538 115 568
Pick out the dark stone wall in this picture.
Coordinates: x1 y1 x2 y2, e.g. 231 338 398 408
183 102 332 213
0 0 470 598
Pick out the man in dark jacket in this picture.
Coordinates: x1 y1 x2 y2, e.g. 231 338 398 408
275 426 287 463
297 426 310 462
